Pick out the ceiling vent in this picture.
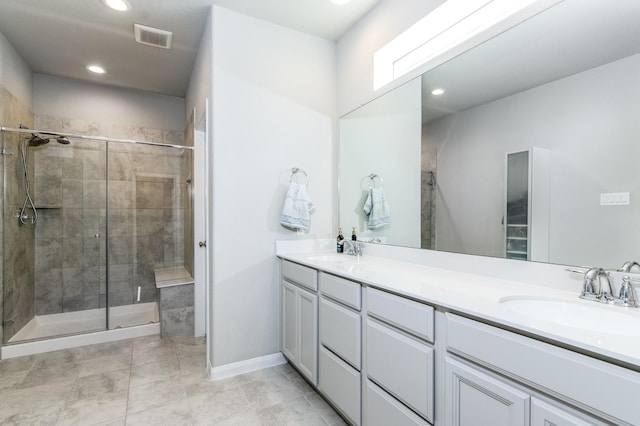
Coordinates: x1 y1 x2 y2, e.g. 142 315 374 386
134 24 173 49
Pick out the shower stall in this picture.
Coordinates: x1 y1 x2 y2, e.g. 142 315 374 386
1 126 193 348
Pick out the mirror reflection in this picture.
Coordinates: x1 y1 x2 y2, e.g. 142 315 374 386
339 0 640 269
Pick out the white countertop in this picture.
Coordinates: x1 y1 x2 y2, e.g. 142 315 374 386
278 250 640 369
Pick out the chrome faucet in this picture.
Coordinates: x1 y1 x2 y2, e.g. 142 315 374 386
620 260 640 273
343 239 363 257
580 267 614 302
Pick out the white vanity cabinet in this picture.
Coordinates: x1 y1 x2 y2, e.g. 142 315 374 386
318 272 363 425
445 313 636 426
281 260 318 385
278 254 640 426
445 357 601 426
364 287 435 425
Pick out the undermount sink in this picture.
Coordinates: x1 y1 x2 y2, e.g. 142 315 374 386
499 296 640 336
304 254 361 263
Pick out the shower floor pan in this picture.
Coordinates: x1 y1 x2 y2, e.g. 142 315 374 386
8 302 159 343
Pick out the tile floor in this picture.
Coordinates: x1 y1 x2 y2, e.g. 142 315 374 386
0 335 346 425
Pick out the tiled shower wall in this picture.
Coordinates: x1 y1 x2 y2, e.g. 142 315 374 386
421 146 437 250
31 115 191 314
1 85 36 342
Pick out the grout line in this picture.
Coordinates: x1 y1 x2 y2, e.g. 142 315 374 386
123 337 134 425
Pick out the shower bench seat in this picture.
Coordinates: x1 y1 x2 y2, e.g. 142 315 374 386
154 266 195 338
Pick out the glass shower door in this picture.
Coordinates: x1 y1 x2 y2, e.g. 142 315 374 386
106 141 191 329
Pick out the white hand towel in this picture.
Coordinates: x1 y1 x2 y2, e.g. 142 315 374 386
363 187 390 229
280 182 314 230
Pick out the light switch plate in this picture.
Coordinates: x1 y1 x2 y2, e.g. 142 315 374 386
600 192 630 205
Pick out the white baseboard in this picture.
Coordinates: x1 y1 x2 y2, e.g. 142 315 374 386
210 352 287 381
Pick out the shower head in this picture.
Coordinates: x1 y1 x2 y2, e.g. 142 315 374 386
27 132 71 146
27 135 50 147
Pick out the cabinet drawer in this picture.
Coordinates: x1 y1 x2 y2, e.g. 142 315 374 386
366 381 429 426
367 287 434 342
320 298 361 369
319 346 361 425
320 272 361 310
366 319 434 423
282 260 317 291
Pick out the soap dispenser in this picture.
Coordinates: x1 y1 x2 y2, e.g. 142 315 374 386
351 227 357 241
337 227 344 253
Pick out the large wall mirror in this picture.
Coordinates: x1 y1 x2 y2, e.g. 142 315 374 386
339 0 640 269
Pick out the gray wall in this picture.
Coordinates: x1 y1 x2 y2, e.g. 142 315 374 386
33 74 185 131
0 32 32 111
205 6 336 368
426 53 640 268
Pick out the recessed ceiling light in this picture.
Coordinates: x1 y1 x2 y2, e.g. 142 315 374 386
431 88 445 96
86 65 107 74
102 0 131 12
330 0 352 5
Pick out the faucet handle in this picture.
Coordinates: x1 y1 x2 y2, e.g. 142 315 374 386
597 269 615 302
600 276 615 302
580 267 614 302
580 267 601 299
616 276 638 307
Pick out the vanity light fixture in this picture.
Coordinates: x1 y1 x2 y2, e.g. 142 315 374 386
431 88 445 96
101 0 131 12
374 0 562 89
86 65 107 74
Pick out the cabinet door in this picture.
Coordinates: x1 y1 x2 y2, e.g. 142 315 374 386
445 357 530 426
298 286 318 384
531 398 598 426
281 280 298 362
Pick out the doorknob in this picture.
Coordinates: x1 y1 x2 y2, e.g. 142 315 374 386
199 241 207 248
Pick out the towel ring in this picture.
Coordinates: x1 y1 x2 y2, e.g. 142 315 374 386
290 167 308 184
361 173 383 190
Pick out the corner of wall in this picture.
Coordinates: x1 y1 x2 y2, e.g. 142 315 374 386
0 31 33 113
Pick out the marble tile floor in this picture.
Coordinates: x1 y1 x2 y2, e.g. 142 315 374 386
0 335 346 425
